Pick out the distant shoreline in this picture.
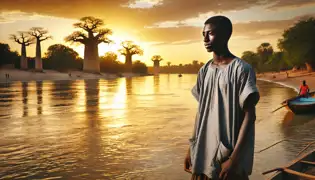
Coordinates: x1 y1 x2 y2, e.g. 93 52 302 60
257 70 315 94
257 78 299 93
0 69 150 83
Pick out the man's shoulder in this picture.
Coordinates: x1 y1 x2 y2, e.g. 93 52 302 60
234 57 253 69
198 59 213 75
233 57 255 73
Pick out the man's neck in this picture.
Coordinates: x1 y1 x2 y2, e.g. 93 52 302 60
212 48 235 64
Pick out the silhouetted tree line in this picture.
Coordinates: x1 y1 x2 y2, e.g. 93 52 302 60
0 43 20 68
0 42 148 74
100 51 147 74
158 60 205 74
242 17 315 73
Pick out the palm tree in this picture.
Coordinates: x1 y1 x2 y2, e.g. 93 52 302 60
29 27 52 71
65 16 112 73
257 42 273 63
10 32 34 69
118 40 143 72
256 42 273 72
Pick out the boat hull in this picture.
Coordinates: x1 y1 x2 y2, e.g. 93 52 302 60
267 150 315 180
287 102 315 114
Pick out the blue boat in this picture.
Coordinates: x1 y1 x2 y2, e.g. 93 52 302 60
281 92 315 114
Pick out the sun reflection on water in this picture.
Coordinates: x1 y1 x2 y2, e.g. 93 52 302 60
75 80 86 112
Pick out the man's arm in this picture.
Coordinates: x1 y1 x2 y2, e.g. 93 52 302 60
219 93 259 179
229 93 258 163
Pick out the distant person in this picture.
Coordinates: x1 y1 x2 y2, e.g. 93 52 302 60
184 16 260 180
299 80 310 97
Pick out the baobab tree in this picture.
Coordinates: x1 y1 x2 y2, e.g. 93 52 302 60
65 16 112 73
29 27 51 71
151 55 163 75
10 32 34 69
167 61 171 67
118 40 143 72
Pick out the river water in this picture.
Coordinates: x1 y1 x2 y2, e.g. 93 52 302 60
1 74 315 180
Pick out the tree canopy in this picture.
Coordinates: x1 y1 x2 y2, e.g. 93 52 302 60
64 16 112 45
132 60 147 74
119 41 143 56
0 43 19 67
10 31 34 46
241 51 260 70
99 51 124 73
29 27 52 41
44 44 82 71
278 17 315 71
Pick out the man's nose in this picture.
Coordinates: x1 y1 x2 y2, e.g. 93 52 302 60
204 34 209 42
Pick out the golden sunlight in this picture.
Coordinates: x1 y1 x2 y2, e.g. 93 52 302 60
75 80 86 112
72 33 149 63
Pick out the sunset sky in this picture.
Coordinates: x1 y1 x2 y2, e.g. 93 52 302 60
0 0 315 66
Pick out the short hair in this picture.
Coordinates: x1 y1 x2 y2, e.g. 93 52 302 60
204 16 233 40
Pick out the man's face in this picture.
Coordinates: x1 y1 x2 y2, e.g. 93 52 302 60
203 23 226 52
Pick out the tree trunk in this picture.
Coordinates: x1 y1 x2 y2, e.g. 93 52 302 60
35 38 42 71
305 62 313 72
125 53 132 72
153 60 160 75
83 42 100 73
20 44 28 70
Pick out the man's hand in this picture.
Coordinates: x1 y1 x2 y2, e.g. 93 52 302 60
219 158 233 180
184 148 192 173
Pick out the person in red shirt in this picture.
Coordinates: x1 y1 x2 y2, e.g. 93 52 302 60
299 80 310 97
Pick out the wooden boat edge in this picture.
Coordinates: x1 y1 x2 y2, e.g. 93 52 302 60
266 150 315 180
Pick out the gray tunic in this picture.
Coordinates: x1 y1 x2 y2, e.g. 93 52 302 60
189 57 259 179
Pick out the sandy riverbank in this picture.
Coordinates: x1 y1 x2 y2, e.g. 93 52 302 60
0 69 147 83
257 70 315 93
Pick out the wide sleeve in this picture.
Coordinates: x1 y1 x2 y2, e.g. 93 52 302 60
191 68 203 102
239 65 260 109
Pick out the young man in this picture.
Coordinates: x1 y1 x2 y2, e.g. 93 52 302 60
184 16 260 180
299 80 310 97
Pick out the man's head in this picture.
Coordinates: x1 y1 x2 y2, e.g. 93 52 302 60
303 80 306 85
203 16 233 52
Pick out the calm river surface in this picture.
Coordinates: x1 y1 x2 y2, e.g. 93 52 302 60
1 74 315 180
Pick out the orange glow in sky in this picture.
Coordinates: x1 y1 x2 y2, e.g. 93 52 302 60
1 1 315 66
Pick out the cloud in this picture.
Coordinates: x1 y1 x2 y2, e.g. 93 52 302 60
139 14 315 45
122 0 163 9
268 0 315 9
0 11 41 23
148 39 201 46
1 0 314 28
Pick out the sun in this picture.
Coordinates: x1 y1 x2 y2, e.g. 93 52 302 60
71 33 148 64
